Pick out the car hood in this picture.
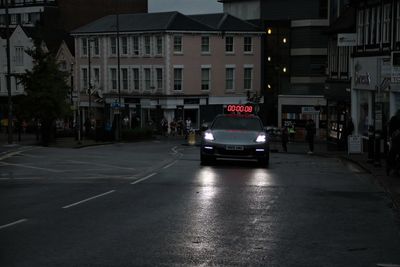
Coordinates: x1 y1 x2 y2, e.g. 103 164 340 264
211 129 265 145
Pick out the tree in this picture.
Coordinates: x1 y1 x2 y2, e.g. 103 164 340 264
16 42 71 145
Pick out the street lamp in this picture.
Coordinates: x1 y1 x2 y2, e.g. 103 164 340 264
5 0 13 144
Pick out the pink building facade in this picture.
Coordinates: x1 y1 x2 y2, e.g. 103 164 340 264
72 12 262 130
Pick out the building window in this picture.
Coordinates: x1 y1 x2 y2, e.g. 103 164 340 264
15 46 24 66
201 36 210 53
121 37 128 55
371 7 376 44
93 38 99 56
156 68 163 89
110 37 117 55
144 68 151 90
173 36 182 53
82 68 88 90
357 9 364 45
377 6 381 44
244 36 252 53
225 67 235 90
132 68 140 91
244 67 252 90
132 36 139 56
174 68 183 91
82 38 88 56
225 36 234 53
383 4 391 43
120 68 128 90
364 8 370 45
319 0 328 19
110 68 117 90
397 2 400 42
201 68 210 91
156 36 163 56
93 68 100 88
144 36 151 56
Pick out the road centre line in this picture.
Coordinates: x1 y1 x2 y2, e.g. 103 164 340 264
163 160 177 169
62 190 115 209
0 162 63 173
0 219 28 230
66 160 136 171
131 172 157 185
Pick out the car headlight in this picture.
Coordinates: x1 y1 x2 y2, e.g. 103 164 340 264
204 131 214 141
255 133 266 143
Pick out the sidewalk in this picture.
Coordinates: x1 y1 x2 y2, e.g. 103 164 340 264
270 140 400 210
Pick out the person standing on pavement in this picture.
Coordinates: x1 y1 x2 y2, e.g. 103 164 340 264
305 119 316 154
387 110 400 175
281 126 289 152
185 117 192 139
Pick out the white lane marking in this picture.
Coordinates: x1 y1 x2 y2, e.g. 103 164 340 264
0 147 37 161
171 146 178 154
163 160 177 169
62 190 115 209
0 162 63 173
131 172 157 185
66 160 136 171
0 219 28 230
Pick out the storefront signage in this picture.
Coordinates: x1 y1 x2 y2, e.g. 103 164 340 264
348 135 362 154
337 33 356 47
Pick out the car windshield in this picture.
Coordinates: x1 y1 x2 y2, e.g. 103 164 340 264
212 116 263 131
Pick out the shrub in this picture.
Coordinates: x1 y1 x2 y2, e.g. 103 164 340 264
121 127 153 141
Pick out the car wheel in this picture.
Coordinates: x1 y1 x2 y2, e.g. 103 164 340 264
200 153 214 166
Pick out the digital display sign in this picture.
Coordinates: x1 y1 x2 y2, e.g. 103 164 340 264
226 104 253 113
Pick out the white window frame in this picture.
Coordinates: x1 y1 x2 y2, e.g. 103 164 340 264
110 68 117 90
121 68 129 90
201 66 211 91
173 66 183 91
155 68 163 89
225 36 234 53
155 36 163 56
383 4 391 43
144 36 151 56
244 66 253 90
201 36 210 54
131 67 140 91
364 8 370 45
397 2 400 42
377 6 381 44
371 7 376 44
244 36 253 53
121 36 128 55
132 36 140 56
173 36 183 54
15 46 24 66
143 67 151 90
225 65 235 91
92 38 100 56
82 38 88 56
110 37 117 56
93 67 100 89
81 67 88 90
357 9 364 45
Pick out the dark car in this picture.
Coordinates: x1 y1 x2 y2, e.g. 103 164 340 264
200 114 269 166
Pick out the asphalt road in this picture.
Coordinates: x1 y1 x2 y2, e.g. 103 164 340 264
0 140 400 266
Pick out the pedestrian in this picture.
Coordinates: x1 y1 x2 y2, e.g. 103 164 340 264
281 126 289 152
170 119 177 136
161 117 168 136
305 119 316 154
185 117 192 139
288 123 296 142
387 110 400 175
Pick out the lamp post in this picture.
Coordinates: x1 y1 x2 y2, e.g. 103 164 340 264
5 0 13 144
116 13 121 141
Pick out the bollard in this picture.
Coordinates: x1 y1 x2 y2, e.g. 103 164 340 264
367 126 375 163
188 130 196 145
